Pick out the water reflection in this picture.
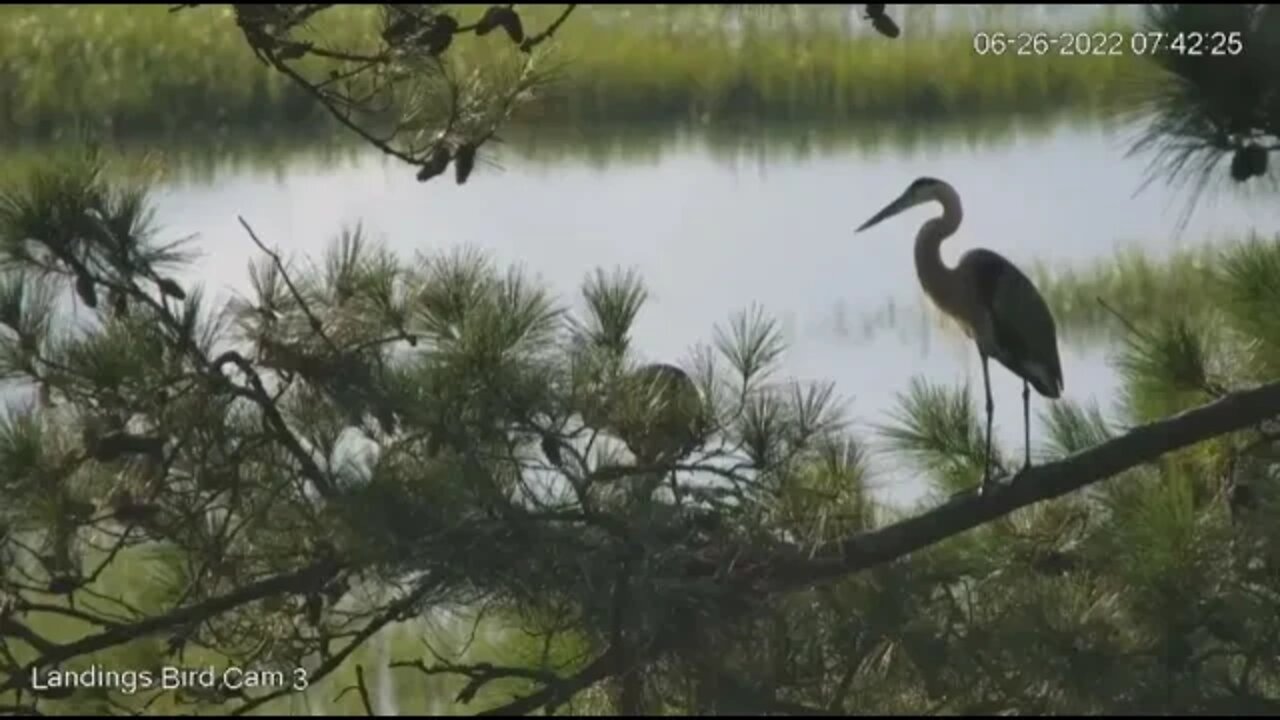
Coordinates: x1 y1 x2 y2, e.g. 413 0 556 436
1 112 1099 187
135 117 1279 509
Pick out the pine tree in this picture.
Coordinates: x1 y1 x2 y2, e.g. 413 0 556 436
1124 4 1279 224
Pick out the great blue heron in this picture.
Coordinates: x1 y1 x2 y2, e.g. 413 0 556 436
856 177 1064 492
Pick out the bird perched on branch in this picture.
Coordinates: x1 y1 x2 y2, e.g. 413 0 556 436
614 363 707 466
575 362 709 500
856 177 1064 493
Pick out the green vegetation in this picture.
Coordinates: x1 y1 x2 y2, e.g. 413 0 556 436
2 148 1279 716
0 4 1142 140
846 240 1247 354
1033 243 1227 344
1122 3 1280 217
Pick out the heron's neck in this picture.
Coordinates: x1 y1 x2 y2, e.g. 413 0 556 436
913 186 964 308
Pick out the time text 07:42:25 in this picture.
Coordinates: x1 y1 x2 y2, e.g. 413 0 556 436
972 31 1244 58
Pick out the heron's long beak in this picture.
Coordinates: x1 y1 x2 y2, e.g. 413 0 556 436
855 193 913 233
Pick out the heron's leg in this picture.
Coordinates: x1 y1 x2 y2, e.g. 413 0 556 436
980 352 995 489
1022 379 1031 472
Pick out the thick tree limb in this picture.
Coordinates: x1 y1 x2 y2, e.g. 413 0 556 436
0 618 56 654
16 602 121 630
760 378 1280 593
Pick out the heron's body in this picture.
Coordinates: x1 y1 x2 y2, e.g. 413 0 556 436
858 177 1064 490
921 246 1064 400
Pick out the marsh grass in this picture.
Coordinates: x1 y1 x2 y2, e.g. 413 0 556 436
1032 243 1231 343
836 240 1251 356
0 5 1144 139
0 110 1098 190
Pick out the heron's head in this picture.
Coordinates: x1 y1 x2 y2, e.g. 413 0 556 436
855 177 946 233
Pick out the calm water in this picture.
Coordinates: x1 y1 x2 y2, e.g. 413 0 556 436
148 119 1279 508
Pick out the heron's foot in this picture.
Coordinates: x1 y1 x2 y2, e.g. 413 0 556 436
980 468 1016 496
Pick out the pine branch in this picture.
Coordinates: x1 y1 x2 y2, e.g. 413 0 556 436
0 617 56 654
227 581 436 716
473 647 619 717
757 377 1280 593
389 658 563 705
346 665 376 715
519 5 577 53
217 4 577 182
238 216 339 354
0 558 341 695
211 350 339 498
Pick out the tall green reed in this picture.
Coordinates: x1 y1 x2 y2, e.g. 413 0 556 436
0 5 1144 139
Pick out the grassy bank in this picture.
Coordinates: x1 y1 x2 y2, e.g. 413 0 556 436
844 238 1258 355
0 4 1146 139
0 110 1100 188
1032 243 1228 342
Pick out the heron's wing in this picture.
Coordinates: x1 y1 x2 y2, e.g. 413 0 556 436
965 249 1064 397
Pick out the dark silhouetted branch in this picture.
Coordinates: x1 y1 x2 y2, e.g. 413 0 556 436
211 4 577 180
0 559 341 695
0 617 56 654
228 580 436 716
390 658 562 705
760 378 1280 593
238 216 339 354
519 4 577 53
473 647 619 717
331 664 376 715
211 350 338 499
266 56 421 167
354 665 375 715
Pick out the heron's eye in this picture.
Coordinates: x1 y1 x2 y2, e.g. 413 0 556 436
908 178 936 197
